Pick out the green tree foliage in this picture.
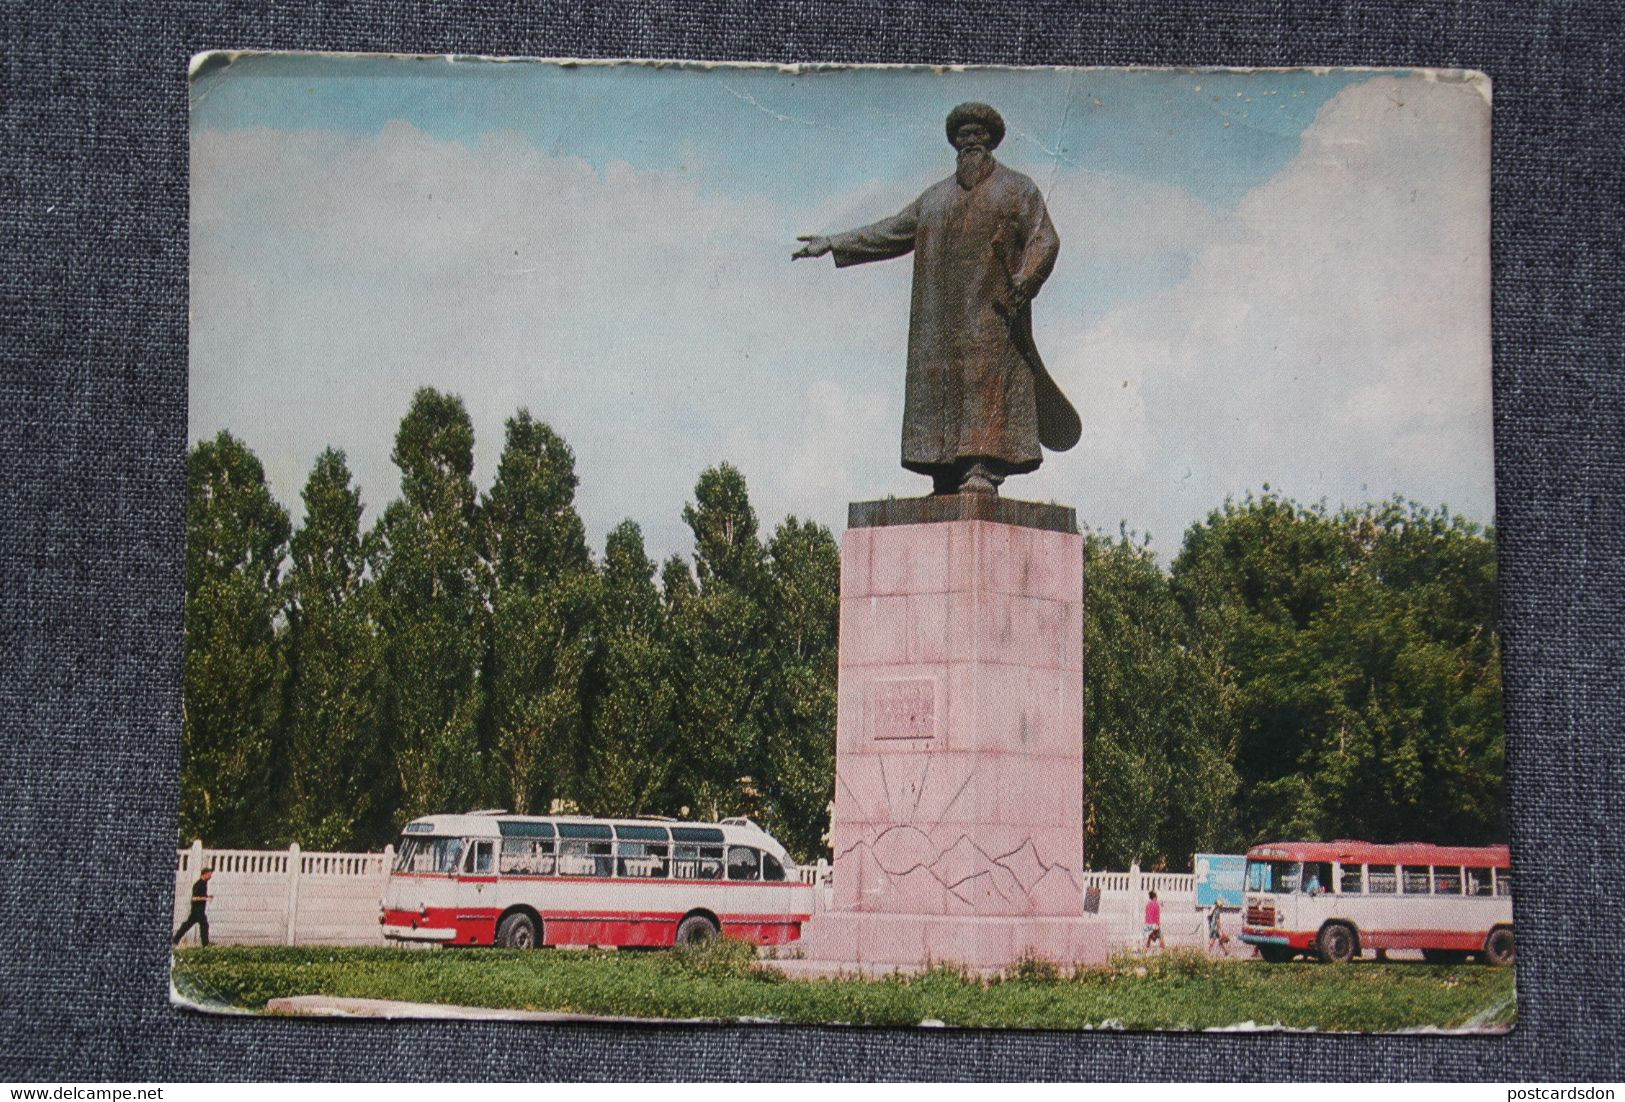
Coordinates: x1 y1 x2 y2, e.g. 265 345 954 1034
281 449 385 850
486 582 595 814
372 389 488 819
578 520 676 817
482 411 596 815
682 462 767 595
481 411 591 590
182 432 290 846
667 464 771 820
1170 494 1503 848
182 389 1503 872
660 553 698 606
758 517 841 860
1083 530 1239 869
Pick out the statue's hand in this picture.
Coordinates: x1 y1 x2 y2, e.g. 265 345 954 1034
792 234 833 260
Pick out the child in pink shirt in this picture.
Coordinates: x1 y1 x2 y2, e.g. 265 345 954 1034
1143 890 1165 950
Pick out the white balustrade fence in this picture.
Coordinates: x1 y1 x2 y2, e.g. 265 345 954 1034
173 840 393 947
1080 864 1208 950
175 845 1212 952
796 858 833 887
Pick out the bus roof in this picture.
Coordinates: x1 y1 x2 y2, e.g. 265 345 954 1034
1245 840 1510 866
400 813 794 859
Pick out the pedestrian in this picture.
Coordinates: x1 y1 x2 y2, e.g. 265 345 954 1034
1207 901 1232 957
1143 890 1165 951
173 867 213 947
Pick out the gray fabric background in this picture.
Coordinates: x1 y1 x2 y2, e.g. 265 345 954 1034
4 0 1622 1082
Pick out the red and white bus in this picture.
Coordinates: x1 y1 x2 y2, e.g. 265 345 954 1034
1239 840 1513 965
380 812 815 949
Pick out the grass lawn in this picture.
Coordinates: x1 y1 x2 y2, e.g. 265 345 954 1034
171 942 1517 1032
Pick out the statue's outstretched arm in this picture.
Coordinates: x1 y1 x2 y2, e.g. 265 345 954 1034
826 197 921 268
792 235 833 259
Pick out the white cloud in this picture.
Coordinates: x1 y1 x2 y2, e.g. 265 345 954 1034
191 73 1494 565
191 121 917 559
1021 74 1494 548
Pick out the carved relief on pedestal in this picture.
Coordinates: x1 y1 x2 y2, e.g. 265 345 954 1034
867 677 938 741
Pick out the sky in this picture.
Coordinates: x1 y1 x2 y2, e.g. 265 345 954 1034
189 56 1494 564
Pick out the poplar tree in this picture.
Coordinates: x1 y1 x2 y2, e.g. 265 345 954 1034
666 464 770 820
481 411 595 815
759 517 840 860
373 389 488 819
281 448 384 849
182 431 290 846
578 520 676 816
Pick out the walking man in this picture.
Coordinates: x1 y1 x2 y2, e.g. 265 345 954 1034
173 866 213 947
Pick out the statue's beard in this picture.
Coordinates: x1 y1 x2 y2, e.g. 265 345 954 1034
956 145 993 189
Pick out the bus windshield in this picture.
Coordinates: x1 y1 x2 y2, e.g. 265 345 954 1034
1246 859 1301 894
395 836 465 874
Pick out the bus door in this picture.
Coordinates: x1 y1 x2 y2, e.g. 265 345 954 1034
463 839 496 898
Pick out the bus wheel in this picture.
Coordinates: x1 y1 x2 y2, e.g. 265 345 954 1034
1316 923 1357 964
1259 945 1294 964
675 914 719 947
1482 926 1515 966
497 912 540 949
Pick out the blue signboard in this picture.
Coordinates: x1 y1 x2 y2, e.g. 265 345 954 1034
1194 853 1247 908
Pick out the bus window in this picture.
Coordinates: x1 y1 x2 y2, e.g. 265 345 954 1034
1495 868 1512 897
1302 862 1331 894
465 840 494 875
559 838 613 877
1339 863 1363 894
615 824 671 843
393 838 418 872
1245 860 1300 894
616 840 670 879
1464 867 1494 896
500 838 555 876
1367 864 1397 893
1402 865 1432 894
673 843 723 880
762 853 787 882
396 836 464 874
1433 866 1462 895
727 846 761 881
670 826 726 843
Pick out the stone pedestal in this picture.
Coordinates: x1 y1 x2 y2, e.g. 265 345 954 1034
790 496 1108 973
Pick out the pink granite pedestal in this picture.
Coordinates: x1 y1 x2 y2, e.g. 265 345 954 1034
789 499 1109 973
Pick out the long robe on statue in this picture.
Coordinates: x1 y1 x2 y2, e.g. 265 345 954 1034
829 159 1061 477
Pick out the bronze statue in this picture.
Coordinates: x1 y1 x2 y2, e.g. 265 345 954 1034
794 102 1079 495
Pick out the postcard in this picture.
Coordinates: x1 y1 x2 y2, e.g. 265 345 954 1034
176 54 1508 1032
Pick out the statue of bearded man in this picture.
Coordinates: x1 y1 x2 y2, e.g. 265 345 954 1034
794 102 1079 496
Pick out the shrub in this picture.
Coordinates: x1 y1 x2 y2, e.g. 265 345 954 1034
1102 947 1217 981
663 935 776 982
1006 951 1064 984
